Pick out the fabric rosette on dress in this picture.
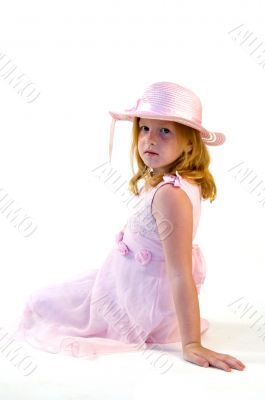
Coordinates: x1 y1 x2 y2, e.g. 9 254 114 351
116 230 152 266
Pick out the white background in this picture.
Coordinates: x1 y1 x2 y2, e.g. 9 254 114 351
0 0 265 398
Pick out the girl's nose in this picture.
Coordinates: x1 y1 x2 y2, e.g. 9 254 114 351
146 129 157 143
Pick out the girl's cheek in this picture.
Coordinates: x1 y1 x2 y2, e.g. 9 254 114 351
159 133 172 140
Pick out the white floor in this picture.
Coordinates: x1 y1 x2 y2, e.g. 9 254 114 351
1 314 265 400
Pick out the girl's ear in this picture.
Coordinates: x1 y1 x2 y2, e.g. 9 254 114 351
186 142 193 153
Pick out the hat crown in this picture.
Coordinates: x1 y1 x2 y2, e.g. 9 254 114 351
135 81 202 125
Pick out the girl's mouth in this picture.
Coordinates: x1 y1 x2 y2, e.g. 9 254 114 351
144 151 158 156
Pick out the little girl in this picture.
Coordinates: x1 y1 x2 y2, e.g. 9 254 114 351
14 81 245 372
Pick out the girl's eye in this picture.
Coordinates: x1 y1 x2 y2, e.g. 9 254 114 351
139 126 149 132
160 128 171 136
139 126 172 136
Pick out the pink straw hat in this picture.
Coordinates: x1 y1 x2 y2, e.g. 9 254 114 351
108 81 226 161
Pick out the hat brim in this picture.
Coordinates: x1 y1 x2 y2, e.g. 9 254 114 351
109 110 225 146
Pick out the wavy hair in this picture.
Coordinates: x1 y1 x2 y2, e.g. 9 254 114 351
128 117 217 202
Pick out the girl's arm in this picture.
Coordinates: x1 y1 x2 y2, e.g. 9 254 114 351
153 184 245 372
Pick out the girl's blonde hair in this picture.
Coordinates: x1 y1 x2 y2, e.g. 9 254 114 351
128 117 217 202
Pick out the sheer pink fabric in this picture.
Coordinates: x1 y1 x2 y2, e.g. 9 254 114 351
14 172 209 359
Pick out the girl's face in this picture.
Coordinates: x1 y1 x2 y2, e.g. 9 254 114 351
137 118 191 174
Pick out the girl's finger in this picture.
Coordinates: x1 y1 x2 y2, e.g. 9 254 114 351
185 353 209 368
218 355 246 370
207 356 232 372
225 358 245 370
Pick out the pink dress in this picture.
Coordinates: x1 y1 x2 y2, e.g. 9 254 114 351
14 172 209 359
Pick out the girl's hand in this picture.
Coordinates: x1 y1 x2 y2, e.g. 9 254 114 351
183 342 246 372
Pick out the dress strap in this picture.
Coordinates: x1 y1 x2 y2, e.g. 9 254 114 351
161 171 183 187
150 171 184 212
